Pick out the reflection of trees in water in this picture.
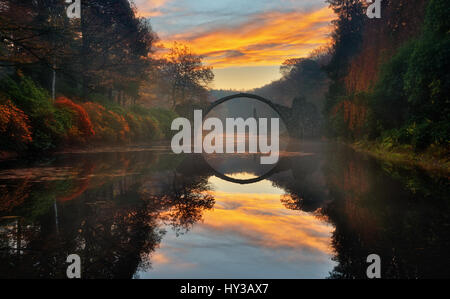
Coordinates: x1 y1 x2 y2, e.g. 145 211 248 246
142 171 214 235
265 142 450 279
0 151 215 278
272 153 329 213
1 144 449 278
321 147 450 279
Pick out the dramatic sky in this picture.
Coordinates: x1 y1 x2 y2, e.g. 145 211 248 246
134 0 335 90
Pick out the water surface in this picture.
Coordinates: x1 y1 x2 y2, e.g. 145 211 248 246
0 141 448 278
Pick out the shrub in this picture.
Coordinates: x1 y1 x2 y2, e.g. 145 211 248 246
124 112 161 141
55 97 95 143
0 76 70 151
0 100 33 151
147 107 178 139
82 102 130 143
0 76 52 114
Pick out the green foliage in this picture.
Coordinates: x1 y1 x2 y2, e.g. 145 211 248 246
0 76 71 151
423 0 450 35
125 111 161 141
325 0 450 152
0 76 176 152
372 42 415 131
0 76 52 113
325 0 365 80
146 107 178 139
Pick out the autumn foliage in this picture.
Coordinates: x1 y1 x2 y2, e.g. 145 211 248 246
55 97 95 143
82 102 131 143
326 0 449 150
0 76 176 153
0 100 33 150
331 100 367 134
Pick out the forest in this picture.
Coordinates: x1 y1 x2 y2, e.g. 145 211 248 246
0 0 212 155
322 0 449 167
0 0 448 168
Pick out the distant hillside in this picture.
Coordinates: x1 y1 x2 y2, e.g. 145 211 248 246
209 89 244 101
251 59 329 110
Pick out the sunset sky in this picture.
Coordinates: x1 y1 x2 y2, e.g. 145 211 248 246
134 0 335 90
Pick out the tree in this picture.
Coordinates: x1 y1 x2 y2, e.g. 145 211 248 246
290 96 322 138
0 0 75 95
158 43 214 110
325 0 365 80
78 0 157 103
0 0 157 105
323 0 365 138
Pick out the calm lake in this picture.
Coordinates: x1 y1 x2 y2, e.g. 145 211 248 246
0 141 449 278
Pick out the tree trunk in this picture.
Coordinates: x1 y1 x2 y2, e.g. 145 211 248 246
52 67 56 101
81 4 90 99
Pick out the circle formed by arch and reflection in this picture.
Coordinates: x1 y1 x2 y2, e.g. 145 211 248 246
202 93 289 184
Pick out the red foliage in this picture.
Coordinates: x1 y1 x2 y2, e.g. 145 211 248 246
55 97 95 139
57 162 95 202
0 100 33 146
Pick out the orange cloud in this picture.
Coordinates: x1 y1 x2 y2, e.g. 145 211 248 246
135 0 170 17
151 252 171 264
199 190 334 255
159 6 335 68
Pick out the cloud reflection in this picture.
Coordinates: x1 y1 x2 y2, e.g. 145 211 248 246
143 175 336 278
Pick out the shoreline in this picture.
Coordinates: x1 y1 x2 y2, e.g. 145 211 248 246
0 141 172 161
54 141 171 155
349 141 449 175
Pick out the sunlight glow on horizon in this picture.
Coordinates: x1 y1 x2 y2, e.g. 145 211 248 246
136 1 335 89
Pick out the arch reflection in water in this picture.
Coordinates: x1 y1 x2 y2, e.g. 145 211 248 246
202 93 290 184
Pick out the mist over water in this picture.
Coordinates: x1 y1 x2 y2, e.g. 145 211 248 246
0 141 448 278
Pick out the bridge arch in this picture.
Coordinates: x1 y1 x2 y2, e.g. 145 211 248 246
203 93 289 184
205 93 289 125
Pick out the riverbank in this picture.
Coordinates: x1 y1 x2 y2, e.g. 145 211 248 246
350 141 450 174
1 76 178 156
55 142 172 155
0 142 174 162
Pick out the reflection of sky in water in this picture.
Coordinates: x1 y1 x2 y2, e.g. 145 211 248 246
137 174 336 278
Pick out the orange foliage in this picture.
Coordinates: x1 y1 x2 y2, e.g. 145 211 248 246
344 0 428 93
57 162 95 202
55 97 95 142
328 157 377 241
82 102 130 143
0 100 33 146
332 100 367 133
